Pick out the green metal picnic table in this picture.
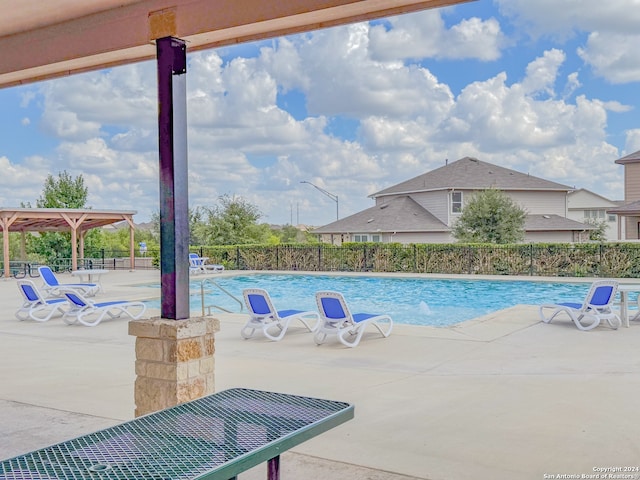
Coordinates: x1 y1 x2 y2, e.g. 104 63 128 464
0 388 354 480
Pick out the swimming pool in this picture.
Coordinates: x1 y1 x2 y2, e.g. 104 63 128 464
144 273 594 327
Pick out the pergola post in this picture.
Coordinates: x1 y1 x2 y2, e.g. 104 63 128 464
1 213 18 278
156 36 189 320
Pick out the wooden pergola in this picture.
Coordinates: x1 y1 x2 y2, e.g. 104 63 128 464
0 208 136 277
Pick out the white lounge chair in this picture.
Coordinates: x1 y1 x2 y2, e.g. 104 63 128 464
190 253 224 274
38 265 100 297
16 280 67 322
539 280 621 331
314 291 393 347
242 288 319 341
62 290 147 327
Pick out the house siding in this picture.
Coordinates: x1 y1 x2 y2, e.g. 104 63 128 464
624 163 640 201
390 232 452 244
525 231 577 243
566 189 619 241
506 191 567 215
389 190 451 225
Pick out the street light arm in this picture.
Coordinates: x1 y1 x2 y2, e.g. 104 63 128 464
300 181 338 202
300 180 339 221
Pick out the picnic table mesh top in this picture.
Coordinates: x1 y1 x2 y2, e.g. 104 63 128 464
1 388 353 480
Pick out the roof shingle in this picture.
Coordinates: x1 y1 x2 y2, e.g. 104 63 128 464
371 157 574 198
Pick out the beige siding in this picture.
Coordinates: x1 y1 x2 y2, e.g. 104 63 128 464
402 190 451 224
390 232 452 244
624 164 640 201
566 190 619 241
506 191 567 215
319 231 451 245
524 231 576 242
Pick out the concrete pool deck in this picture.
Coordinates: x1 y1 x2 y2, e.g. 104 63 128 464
1 270 640 480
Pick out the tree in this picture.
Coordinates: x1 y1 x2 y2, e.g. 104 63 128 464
452 188 526 244
584 218 608 242
37 171 88 208
31 171 91 263
193 195 272 245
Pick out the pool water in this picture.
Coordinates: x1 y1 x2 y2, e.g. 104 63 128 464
144 274 594 327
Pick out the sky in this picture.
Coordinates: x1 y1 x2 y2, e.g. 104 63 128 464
1 0 640 227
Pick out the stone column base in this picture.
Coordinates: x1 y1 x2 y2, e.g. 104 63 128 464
128 316 220 417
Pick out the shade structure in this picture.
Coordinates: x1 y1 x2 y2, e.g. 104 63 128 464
0 208 136 277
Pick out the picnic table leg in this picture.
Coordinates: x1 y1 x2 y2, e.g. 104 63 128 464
267 455 280 480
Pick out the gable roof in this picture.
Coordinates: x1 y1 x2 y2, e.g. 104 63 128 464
614 150 640 165
607 200 640 215
312 196 448 234
525 214 595 232
371 157 574 198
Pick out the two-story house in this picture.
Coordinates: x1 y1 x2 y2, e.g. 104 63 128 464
312 157 594 245
608 150 640 240
567 189 621 242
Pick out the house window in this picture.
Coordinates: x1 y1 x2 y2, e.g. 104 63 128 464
353 234 368 242
451 192 463 213
584 209 605 219
608 215 616 222
371 235 381 242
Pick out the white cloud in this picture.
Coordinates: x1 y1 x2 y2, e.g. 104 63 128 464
369 10 504 61
625 130 640 154
578 32 640 83
0 155 51 206
269 23 456 119
496 0 640 84
495 0 640 37
521 49 565 96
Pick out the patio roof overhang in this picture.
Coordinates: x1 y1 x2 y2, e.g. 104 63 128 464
0 208 137 275
0 0 471 88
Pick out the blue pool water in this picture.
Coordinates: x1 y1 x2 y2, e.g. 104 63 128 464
144 274 594 327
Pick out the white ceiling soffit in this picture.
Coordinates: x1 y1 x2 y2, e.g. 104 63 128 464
0 0 471 88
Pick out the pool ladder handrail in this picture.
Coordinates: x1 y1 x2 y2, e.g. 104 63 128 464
200 278 244 316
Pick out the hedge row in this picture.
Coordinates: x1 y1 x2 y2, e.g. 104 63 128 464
191 242 640 278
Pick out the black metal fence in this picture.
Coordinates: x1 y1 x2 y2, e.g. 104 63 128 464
6 243 640 278
194 243 640 278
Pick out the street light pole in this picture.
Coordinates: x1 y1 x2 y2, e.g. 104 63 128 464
300 181 339 221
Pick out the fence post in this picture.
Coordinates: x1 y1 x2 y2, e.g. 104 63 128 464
236 246 241 270
363 245 367 272
318 245 322 271
529 243 534 276
599 243 604 277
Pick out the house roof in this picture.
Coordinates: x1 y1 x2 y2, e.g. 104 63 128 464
0 0 471 88
614 150 640 165
371 157 574 198
312 195 449 234
607 200 640 215
312 197 593 235
524 214 595 232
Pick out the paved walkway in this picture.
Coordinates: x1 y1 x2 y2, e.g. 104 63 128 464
1 270 639 480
